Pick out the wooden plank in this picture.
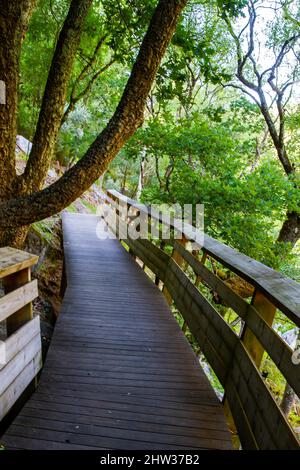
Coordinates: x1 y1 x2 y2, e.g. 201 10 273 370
0 280 38 323
34 382 223 416
166 259 237 364
26 396 228 429
0 350 42 421
4 422 210 450
242 304 300 398
0 247 38 279
164 266 230 385
230 343 299 449
0 334 41 396
124 236 169 281
241 290 276 367
0 434 104 450
224 378 258 450
14 410 232 449
3 268 34 335
173 240 250 313
203 235 300 325
33 384 222 416
0 316 40 370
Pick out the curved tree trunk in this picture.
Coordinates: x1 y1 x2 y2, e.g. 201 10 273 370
0 0 188 237
0 0 36 201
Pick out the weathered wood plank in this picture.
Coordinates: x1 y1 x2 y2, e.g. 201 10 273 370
3 268 34 335
229 343 299 449
0 334 41 396
241 291 276 367
0 317 40 370
0 351 42 421
26 395 228 428
13 411 232 449
0 247 38 279
0 280 38 323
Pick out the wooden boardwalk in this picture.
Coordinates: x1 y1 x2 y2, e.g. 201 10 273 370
1 213 231 450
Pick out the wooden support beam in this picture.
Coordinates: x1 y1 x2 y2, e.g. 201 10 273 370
0 247 38 279
0 280 38 324
0 247 40 421
242 290 277 368
162 237 187 305
223 290 276 445
194 251 208 287
3 268 33 336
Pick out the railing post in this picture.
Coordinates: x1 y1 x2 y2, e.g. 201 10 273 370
0 247 41 422
3 267 33 335
222 290 276 446
162 236 188 305
241 289 277 367
194 251 207 287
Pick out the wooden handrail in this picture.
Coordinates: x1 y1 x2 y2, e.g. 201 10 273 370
107 189 300 326
101 189 300 450
0 247 42 421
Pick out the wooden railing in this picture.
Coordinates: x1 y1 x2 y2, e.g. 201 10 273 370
101 189 300 450
0 247 42 421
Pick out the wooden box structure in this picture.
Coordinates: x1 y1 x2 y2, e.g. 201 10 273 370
0 247 42 421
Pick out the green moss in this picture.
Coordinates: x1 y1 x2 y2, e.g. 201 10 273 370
82 200 97 214
67 204 78 213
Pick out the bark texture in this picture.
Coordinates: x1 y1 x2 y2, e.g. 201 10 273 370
21 0 93 193
0 0 36 200
0 0 187 233
277 211 300 247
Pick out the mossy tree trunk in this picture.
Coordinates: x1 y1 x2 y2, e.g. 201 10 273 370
0 0 187 247
0 0 36 202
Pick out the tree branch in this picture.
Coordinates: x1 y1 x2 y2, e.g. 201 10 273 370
61 55 115 125
222 83 261 106
222 6 259 93
222 1 297 177
0 0 188 229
